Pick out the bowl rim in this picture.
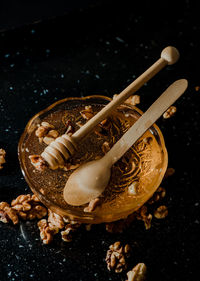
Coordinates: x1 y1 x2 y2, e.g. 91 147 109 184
18 95 168 223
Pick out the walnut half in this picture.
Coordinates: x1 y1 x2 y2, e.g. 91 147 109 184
0 202 19 225
11 194 47 220
105 241 131 273
38 219 59 244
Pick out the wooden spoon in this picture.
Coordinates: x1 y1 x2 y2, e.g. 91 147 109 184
41 46 180 169
63 79 188 206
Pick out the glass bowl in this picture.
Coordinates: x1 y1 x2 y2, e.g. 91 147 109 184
18 95 168 224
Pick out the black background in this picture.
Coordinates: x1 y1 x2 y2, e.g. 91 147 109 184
0 1 200 280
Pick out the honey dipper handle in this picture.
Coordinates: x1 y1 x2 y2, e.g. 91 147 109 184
72 46 180 142
104 79 188 167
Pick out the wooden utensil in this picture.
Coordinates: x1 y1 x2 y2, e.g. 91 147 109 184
63 79 188 206
41 46 180 169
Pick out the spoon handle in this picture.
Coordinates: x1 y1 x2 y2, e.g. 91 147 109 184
72 46 179 142
104 79 188 167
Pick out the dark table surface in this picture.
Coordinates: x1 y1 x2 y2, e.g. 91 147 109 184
0 1 200 280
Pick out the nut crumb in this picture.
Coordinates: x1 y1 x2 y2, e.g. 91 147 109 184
99 118 111 130
0 148 6 170
154 205 168 219
126 263 147 281
163 106 177 119
101 141 111 154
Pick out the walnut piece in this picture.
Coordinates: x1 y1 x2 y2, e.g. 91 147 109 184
47 130 59 138
126 263 147 281
0 202 19 224
65 120 75 135
136 206 152 230
125 95 140 106
38 219 59 244
154 205 168 219
29 155 47 171
83 198 101 212
105 241 131 273
35 126 48 138
0 148 6 170
47 209 65 230
163 106 177 119
11 194 47 220
41 121 55 129
80 106 94 120
164 167 175 179
35 122 59 144
43 136 55 145
61 222 81 242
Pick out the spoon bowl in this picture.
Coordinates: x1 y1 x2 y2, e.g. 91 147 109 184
64 159 111 206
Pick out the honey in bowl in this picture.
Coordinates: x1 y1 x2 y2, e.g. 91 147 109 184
18 95 168 224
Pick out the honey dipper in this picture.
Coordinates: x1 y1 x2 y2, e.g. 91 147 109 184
64 79 188 206
41 46 179 169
